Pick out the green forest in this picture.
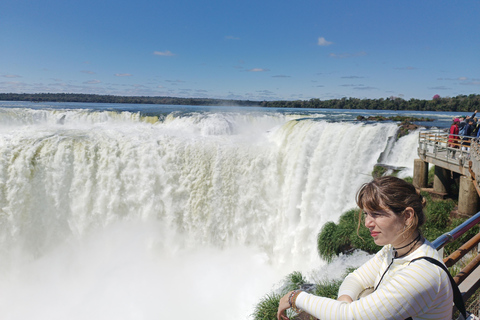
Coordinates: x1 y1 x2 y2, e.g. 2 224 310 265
260 94 480 112
1 93 479 112
0 93 259 107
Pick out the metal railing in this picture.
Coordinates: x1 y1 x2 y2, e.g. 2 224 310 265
433 211 480 251
418 130 474 166
432 210 480 306
418 130 480 193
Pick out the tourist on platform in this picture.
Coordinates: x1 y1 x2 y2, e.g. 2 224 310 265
462 118 475 151
471 118 479 138
459 110 477 136
448 118 460 159
277 176 458 320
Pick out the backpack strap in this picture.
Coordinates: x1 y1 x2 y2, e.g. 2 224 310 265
405 256 467 320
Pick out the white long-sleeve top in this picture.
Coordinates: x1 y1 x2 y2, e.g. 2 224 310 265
296 240 453 319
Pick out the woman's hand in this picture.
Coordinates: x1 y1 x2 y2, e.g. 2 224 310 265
277 291 293 320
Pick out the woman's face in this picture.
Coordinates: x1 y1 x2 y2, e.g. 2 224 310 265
364 208 406 246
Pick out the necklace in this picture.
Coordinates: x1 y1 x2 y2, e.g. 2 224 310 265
394 234 422 258
375 234 423 291
393 233 421 250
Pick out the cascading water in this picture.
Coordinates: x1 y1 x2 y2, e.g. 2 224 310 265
0 104 419 319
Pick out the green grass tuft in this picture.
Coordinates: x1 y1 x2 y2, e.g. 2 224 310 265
251 293 282 320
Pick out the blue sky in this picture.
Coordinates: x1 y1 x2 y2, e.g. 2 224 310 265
1 0 479 101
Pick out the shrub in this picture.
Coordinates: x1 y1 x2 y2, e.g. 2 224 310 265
317 209 380 261
372 165 387 178
313 279 343 299
403 176 413 184
251 293 282 320
252 271 308 320
317 221 340 262
283 271 307 292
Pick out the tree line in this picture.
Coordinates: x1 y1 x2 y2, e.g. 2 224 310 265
0 93 260 107
1 93 479 112
260 94 480 112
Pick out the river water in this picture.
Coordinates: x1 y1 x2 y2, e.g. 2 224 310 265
0 101 464 319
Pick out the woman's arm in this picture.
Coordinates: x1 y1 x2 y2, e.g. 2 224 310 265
293 259 451 320
337 247 388 300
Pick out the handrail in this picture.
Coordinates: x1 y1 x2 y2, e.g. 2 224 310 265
433 211 480 303
432 211 480 250
444 232 480 267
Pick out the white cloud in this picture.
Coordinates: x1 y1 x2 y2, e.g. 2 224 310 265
459 81 480 86
3 74 21 78
458 77 468 81
318 37 333 46
247 68 270 72
154 50 175 56
84 80 101 84
353 86 376 90
341 76 365 79
0 81 23 85
225 35 240 40
428 86 450 90
115 73 133 77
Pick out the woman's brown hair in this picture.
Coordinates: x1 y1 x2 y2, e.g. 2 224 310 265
356 176 426 237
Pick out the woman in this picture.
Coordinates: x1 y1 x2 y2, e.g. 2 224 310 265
448 118 460 159
277 176 454 320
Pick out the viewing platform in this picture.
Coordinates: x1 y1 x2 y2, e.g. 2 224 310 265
416 130 480 215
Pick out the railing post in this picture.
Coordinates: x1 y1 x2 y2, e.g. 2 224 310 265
459 176 480 216
414 159 429 188
433 166 450 195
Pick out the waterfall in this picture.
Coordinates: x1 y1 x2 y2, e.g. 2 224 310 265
0 106 417 319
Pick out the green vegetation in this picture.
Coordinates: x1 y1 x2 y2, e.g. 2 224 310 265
312 279 343 300
261 94 480 112
357 115 432 140
252 292 283 320
283 271 307 292
356 115 433 122
0 93 259 107
1 93 480 112
251 271 307 320
317 209 380 262
372 166 388 178
252 270 351 320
